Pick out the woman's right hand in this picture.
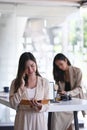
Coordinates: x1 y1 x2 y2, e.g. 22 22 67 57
22 78 25 86
59 90 66 95
30 99 42 112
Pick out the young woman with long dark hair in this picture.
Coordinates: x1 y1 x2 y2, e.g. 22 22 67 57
9 52 49 130
51 53 85 130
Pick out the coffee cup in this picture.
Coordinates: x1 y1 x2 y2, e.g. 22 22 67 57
3 86 9 93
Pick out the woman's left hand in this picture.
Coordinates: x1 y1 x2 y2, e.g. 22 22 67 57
31 99 42 111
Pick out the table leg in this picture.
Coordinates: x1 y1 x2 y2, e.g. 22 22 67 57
48 112 52 130
73 111 79 130
48 111 79 130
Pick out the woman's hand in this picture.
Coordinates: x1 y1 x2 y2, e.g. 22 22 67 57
31 99 42 112
59 90 66 95
22 77 25 86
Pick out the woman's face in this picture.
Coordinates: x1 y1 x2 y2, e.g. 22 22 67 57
55 59 68 71
24 60 37 76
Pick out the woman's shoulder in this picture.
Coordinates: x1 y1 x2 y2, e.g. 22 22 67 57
10 79 16 88
11 79 15 84
9 79 16 94
38 76 49 81
38 76 49 84
70 66 81 73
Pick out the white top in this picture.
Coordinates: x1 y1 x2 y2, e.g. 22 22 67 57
26 88 36 99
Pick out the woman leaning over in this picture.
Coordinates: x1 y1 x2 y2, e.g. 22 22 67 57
51 53 85 130
9 52 49 130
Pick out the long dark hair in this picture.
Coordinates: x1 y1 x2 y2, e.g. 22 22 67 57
14 52 41 93
53 53 71 82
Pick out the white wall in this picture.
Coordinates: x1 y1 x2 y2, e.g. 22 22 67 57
0 13 17 90
0 3 79 90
